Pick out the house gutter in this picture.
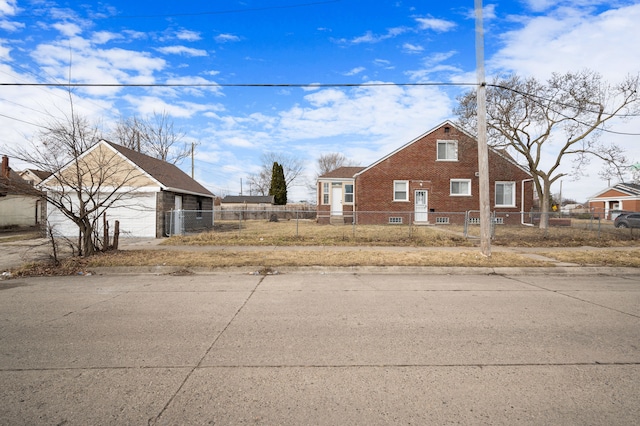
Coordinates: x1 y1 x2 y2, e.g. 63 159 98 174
521 178 534 227
163 187 214 198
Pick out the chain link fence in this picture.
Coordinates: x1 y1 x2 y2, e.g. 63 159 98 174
165 209 215 236
164 208 638 242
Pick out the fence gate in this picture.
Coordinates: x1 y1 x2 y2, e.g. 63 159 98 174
464 210 496 239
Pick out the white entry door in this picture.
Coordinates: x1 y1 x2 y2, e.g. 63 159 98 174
174 195 183 235
414 190 428 222
331 186 343 215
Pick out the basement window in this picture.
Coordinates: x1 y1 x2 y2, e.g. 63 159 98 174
389 217 403 224
435 217 450 224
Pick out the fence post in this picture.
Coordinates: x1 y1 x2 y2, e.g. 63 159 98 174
296 210 299 237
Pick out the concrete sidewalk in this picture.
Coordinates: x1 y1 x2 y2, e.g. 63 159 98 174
1 272 638 424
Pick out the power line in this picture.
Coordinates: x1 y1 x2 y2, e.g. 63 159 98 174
0 81 476 88
487 83 640 135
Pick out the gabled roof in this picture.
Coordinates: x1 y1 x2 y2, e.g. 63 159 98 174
589 182 640 199
221 195 275 204
0 170 40 197
319 166 365 179
20 169 52 182
354 120 531 177
104 141 214 197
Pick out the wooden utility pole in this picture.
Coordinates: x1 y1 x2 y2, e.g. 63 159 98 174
191 142 195 179
475 0 491 257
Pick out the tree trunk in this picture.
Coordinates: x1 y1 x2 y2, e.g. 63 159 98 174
539 179 551 230
79 219 96 257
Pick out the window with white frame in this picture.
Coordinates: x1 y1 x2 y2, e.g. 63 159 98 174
344 184 354 203
437 140 458 161
495 182 516 207
322 182 329 204
450 179 471 196
393 180 409 201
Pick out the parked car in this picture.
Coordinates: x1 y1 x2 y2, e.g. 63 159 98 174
614 212 640 228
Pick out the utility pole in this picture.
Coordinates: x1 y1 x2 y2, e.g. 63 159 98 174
475 0 491 257
191 142 195 179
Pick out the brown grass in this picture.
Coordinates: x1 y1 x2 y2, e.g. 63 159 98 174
7 220 640 277
84 248 551 269
164 219 640 248
537 249 640 267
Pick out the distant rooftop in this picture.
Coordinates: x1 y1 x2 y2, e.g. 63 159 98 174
221 195 275 204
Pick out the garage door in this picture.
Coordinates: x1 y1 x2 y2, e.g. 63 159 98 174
47 192 158 238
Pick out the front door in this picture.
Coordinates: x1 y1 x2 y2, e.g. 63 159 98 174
331 185 343 216
414 190 428 222
174 195 183 235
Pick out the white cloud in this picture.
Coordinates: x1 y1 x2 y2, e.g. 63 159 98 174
491 3 640 81
215 33 240 43
0 19 22 31
0 39 11 60
123 95 214 118
52 22 82 37
464 4 498 20
337 26 410 45
176 30 201 41
156 45 208 57
91 31 122 44
402 43 424 54
415 17 457 32
344 67 365 76
0 0 18 16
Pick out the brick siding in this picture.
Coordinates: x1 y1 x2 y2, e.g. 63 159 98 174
352 123 533 225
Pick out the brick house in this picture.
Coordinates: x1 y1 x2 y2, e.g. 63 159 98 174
42 140 215 238
588 183 640 220
317 121 534 225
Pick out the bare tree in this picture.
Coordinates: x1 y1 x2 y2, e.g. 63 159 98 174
247 152 305 196
316 152 356 176
455 70 640 229
110 111 190 164
12 110 147 257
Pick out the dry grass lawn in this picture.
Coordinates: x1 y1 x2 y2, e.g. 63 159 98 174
82 248 551 269
6 219 640 277
165 219 640 248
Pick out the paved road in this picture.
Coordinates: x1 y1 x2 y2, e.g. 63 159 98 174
1 271 639 425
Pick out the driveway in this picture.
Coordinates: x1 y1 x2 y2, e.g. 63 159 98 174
0 271 638 425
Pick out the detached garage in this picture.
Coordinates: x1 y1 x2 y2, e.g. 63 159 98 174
42 140 214 238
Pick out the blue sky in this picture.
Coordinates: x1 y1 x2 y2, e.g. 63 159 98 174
1 0 639 202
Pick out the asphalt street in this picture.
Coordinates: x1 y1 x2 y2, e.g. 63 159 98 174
0 271 639 425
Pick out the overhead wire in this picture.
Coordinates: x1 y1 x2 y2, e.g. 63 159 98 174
1 81 639 135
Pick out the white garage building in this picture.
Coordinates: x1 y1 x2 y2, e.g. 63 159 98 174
42 140 215 239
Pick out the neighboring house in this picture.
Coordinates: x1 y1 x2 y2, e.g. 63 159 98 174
219 195 276 220
0 156 46 228
560 203 587 215
41 140 215 238
588 183 640 220
18 169 51 186
317 121 534 225
316 167 365 225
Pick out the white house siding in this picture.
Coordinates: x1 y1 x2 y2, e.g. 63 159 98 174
47 192 157 238
0 195 39 227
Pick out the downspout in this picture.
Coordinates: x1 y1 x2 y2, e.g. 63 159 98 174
353 175 357 226
521 178 534 227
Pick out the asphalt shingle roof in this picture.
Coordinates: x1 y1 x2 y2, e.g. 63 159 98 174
105 141 214 197
319 166 365 179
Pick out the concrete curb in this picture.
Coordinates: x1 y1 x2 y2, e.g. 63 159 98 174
87 265 640 276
